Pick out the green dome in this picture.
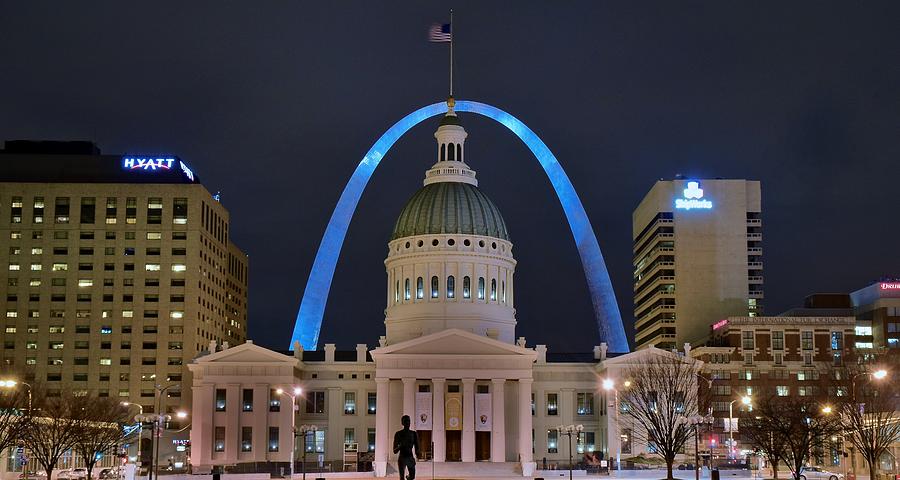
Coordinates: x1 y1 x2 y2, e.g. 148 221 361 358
391 182 510 241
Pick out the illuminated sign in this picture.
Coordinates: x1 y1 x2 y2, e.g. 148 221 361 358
179 161 195 181
675 181 713 210
122 157 174 171
881 283 900 290
712 319 729 330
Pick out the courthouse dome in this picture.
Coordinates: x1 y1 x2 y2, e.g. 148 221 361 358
391 181 510 241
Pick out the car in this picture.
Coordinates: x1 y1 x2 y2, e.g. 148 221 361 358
799 466 843 480
96 468 121 480
58 468 88 480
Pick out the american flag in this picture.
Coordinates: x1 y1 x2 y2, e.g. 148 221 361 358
428 23 451 43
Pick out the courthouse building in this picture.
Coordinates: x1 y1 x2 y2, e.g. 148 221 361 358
188 104 698 477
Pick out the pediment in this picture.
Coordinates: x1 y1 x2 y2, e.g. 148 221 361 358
371 329 537 358
600 346 699 368
192 341 298 365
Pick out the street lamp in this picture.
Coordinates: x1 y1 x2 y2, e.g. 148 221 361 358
555 424 584 480
602 379 621 471
728 396 751 461
298 425 318 480
144 383 183 480
2 380 32 480
845 369 888 477
277 387 303 478
121 402 144 473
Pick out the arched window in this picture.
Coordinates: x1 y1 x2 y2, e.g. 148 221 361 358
448 143 455 161
447 276 455 298
395 280 399 303
431 276 439 298
463 276 471 299
456 144 462 162
416 277 424 299
502 281 506 303
404 279 410 301
478 277 485 300
440 143 446 162
490 279 497 301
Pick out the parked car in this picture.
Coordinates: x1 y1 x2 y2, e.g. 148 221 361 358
58 468 88 480
16 471 48 479
96 468 121 480
799 466 843 480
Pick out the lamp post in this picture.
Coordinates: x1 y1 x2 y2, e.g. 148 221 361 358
728 396 751 461
298 425 318 480
555 424 583 480
846 369 888 477
602 378 628 472
135 410 187 480
1 380 32 480
276 387 303 478
687 415 714 480
121 402 144 474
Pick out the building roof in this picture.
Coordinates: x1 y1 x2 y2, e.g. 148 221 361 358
0 140 199 184
391 181 510 241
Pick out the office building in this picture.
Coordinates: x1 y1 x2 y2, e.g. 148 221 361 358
0 140 248 423
633 178 763 349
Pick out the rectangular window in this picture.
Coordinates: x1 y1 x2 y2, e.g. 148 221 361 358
33 197 44 223
242 389 254 411
54 197 70 223
367 392 377 414
105 197 117 224
241 427 252 452
80 197 95 224
546 393 558 415
344 392 356 415
576 392 594 416
772 331 784 351
368 428 376 452
214 427 225 452
306 391 326 414
173 198 188 224
215 388 226 411
268 427 279 452
147 198 162 224
547 430 558 453
831 331 843 350
776 386 789 396
802 331 813 350
576 431 596 454
621 428 633 454
742 331 754 350
10 196 22 223
304 430 325 453
125 197 137 224
270 389 281 412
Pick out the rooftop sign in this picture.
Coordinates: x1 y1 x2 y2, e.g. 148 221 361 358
881 282 900 291
675 181 713 210
123 157 174 171
122 156 196 182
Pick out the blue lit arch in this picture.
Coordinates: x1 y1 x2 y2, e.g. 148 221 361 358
290 100 629 353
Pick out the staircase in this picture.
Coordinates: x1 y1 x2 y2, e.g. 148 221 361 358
387 461 523 478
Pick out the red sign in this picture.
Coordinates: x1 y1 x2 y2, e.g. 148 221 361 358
712 319 729 330
881 283 900 290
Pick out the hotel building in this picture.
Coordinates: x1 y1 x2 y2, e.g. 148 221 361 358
633 178 763 350
0 140 248 421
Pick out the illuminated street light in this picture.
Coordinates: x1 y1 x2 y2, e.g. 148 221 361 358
602 379 614 391
873 369 888 380
822 405 833 414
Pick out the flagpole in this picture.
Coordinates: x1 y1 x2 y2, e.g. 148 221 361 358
449 9 454 98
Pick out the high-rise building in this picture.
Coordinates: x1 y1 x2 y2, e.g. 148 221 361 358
0 140 248 417
632 177 762 350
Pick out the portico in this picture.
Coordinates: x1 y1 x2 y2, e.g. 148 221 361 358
370 329 537 477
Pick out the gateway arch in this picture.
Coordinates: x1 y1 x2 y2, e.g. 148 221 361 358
290 100 630 353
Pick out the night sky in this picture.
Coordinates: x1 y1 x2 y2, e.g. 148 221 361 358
1 2 898 353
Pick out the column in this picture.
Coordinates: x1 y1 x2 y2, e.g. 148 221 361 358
225 384 240 461
491 379 506 463
190 384 214 466
518 379 535 476
327 387 343 458
374 378 391 477
462 378 476 462
252 384 268 462
402 378 416 429
432 378 446 462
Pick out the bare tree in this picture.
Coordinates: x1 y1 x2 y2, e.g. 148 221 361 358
741 391 841 480
619 352 704 480
838 368 900 480
0 386 30 463
72 398 131 480
22 392 91 479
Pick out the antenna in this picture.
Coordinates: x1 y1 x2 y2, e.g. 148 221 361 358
449 9 454 98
